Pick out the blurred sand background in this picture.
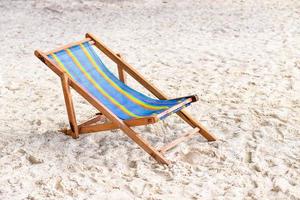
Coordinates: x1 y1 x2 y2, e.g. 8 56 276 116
0 0 300 199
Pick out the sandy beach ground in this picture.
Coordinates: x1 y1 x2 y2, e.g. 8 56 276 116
1 0 300 199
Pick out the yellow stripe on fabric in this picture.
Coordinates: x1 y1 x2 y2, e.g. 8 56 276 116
79 44 169 110
51 53 72 76
65 49 140 118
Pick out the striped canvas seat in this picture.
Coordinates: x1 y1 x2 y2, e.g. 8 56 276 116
48 42 192 120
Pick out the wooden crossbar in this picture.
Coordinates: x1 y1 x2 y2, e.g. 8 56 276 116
45 38 94 55
62 114 104 135
73 116 156 134
80 122 115 133
80 114 104 127
156 98 193 119
158 127 200 153
80 116 154 134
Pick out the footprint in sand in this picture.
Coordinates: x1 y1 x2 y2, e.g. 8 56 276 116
181 149 216 165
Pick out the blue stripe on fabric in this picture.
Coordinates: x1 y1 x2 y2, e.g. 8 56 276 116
69 45 159 117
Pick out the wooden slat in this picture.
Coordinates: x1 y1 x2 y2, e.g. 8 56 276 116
80 122 115 133
80 116 157 134
63 114 105 135
158 127 200 153
167 94 198 102
62 115 157 135
80 114 104 127
156 98 193 119
124 116 157 126
45 38 93 55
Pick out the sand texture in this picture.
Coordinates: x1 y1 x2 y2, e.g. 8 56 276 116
0 0 300 199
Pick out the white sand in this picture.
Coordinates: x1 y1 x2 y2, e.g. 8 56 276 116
1 0 300 199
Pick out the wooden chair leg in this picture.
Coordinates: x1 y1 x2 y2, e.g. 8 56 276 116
61 73 79 139
119 123 170 165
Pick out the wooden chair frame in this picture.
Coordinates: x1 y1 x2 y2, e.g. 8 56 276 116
34 33 216 165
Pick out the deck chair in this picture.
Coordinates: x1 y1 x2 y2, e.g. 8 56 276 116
34 33 216 165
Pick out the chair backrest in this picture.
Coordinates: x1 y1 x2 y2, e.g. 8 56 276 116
48 42 184 120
